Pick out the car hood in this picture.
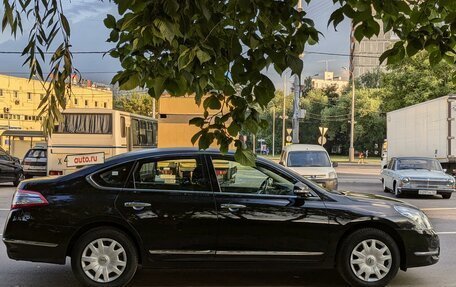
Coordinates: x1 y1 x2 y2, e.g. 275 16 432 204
287 166 335 177
395 169 451 179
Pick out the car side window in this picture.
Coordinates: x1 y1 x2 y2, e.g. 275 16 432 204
92 161 134 188
387 159 394 170
133 157 210 191
211 159 295 196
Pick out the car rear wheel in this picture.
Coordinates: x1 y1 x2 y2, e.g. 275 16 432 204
71 227 138 287
442 193 452 199
337 228 400 287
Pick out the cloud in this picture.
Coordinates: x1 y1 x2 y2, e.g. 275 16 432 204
63 1 116 24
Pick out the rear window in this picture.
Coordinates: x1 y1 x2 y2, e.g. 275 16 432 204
287 151 331 167
92 162 134 188
25 149 47 159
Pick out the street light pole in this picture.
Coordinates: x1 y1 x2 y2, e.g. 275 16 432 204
272 106 275 156
349 72 355 162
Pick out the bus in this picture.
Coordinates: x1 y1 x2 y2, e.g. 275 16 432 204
47 108 157 175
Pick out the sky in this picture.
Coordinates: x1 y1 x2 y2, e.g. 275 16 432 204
0 0 351 90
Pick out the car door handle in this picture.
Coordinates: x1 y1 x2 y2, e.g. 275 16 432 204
221 204 246 212
124 202 151 210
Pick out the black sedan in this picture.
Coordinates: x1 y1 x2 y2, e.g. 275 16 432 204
3 148 439 287
0 147 23 186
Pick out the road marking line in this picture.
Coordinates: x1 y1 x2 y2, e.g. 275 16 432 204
422 208 456 211
0 208 9 211
436 232 456 235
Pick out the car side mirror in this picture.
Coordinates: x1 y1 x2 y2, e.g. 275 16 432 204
443 168 447 173
12 157 20 164
294 182 312 197
332 161 338 167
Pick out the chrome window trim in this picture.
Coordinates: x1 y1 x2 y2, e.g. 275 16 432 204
149 250 215 255
3 238 58 248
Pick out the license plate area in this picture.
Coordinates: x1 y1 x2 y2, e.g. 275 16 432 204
419 190 437 195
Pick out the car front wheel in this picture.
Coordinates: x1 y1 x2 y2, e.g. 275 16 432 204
337 228 400 287
71 227 138 287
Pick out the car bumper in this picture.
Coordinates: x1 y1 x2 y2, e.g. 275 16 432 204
398 229 440 269
398 187 454 196
2 210 73 264
312 178 338 190
23 170 47 176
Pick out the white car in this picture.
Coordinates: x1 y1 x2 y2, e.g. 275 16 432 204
381 157 454 199
279 144 338 190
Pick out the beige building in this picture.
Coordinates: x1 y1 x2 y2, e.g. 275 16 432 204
0 74 113 157
311 71 348 94
158 94 235 149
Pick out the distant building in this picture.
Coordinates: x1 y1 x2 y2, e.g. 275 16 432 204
311 71 348 94
0 74 113 156
350 22 399 78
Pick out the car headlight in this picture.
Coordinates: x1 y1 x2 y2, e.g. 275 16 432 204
401 177 410 184
394 206 432 231
447 178 455 186
328 172 337 179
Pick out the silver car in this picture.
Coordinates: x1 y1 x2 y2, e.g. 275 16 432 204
22 147 47 178
381 157 454 199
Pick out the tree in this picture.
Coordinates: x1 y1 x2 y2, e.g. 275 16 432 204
380 51 456 112
114 93 156 116
2 0 455 164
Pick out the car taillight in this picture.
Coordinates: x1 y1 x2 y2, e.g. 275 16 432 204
11 190 49 209
49 170 63 176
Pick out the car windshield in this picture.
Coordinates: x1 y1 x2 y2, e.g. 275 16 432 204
396 159 442 171
287 151 331 167
25 149 47 159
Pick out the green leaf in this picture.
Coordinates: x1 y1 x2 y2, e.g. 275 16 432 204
203 95 222 110
119 73 140 90
287 54 303 76
227 122 240 136
234 148 256 166
178 47 195 70
196 49 211 64
429 50 442 66
104 14 116 29
244 118 258 134
189 117 205 127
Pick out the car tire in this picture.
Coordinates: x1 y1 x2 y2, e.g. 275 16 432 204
71 227 138 287
382 179 389 193
13 172 24 187
393 182 402 198
337 228 400 287
442 193 452 199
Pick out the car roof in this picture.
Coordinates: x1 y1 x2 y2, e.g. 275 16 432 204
283 144 327 152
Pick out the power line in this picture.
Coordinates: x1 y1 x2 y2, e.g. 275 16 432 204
0 50 382 59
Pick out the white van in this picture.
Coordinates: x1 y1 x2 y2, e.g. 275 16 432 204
279 144 338 190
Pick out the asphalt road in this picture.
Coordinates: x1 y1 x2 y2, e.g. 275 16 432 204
0 165 455 287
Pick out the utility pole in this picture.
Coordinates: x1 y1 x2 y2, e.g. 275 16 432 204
292 0 303 144
292 76 300 144
272 106 275 156
348 22 356 162
282 75 287 149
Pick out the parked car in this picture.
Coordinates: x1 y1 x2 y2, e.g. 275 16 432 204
22 145 47 178
279 144 338 190
0 147 23 186
3 148 439 287
381 157 455 199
